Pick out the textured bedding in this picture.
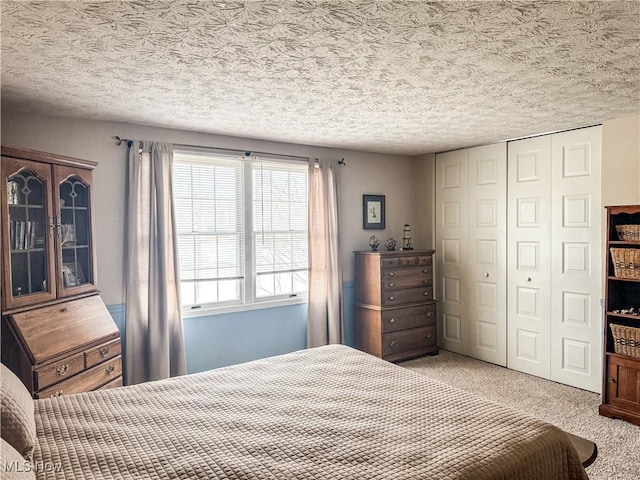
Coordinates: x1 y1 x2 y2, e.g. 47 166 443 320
34 345 587 479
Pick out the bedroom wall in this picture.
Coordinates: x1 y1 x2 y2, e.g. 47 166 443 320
602 114 640 206
1 110 415 370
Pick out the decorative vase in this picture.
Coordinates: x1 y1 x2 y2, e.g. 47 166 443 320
369 235 380 251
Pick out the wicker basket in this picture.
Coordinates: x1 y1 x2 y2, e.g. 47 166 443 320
615 224 640 242
610 248 640 279
610 324 640 358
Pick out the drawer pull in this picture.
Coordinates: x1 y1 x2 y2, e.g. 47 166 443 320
426 312 433 318
607 377 615 384
484 272 489 278
426 333 433 339
423 292 430 297
51 389 63 397
388 272 395 277
56 364 69 376
423 280 430 284
527 277 532 282
389 318 396 324
388 296 396 301
389 340 398 347
100 347 110 357
423 269 429 273
388 283 395 287
105 365 115 375
60 307 68 313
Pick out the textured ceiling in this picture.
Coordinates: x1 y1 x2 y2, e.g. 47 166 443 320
2 1 639 155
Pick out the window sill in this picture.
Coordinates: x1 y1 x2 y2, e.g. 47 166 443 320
182 296 308 318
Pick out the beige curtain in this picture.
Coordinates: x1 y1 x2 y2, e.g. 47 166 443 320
307 158 343 347
125 141 186 385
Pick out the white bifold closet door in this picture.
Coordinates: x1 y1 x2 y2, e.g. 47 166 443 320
507 126 602 393
436 143 507 366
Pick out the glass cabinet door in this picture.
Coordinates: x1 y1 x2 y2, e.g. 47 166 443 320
2 158 56 309
54 166 95 296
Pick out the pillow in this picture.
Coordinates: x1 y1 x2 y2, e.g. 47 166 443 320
0 438 36 479
0 364 35 459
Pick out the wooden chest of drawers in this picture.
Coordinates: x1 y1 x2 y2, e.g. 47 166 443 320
1 294 123 398
354 249 437 362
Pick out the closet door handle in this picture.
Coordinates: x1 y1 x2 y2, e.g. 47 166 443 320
484 272 489 278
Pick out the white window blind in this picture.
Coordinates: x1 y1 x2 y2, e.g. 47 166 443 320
173 148 308 311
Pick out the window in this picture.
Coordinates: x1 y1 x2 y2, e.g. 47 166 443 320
172 148 308 311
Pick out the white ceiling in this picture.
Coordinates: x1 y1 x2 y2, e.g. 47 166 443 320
2 1 639 156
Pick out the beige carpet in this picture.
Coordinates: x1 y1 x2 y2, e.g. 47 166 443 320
401 350 639 480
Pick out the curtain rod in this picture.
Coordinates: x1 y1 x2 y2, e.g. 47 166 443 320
114 136 346 165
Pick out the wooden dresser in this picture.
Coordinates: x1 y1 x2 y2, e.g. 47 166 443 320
1 294 123 398
354 249 438 362
1 145 123 398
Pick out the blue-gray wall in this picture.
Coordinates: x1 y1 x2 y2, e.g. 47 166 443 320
107 281 356 373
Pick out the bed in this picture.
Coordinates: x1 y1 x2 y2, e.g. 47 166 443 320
2 345 587 479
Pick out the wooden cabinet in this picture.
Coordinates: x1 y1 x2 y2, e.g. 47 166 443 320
354 250 438 362
1 145 122 397
2 146 97 310
599 205 640 426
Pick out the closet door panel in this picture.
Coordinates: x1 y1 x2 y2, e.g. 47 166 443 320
550 126 602 393
435 149 469 354
468 143 507 366
507 136 552 378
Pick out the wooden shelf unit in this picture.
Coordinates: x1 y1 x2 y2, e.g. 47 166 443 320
599 205 640 426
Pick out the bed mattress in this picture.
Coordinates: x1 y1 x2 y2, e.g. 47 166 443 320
34 344 587 479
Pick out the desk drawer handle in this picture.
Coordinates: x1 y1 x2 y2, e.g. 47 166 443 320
388 318 396 324
389 340 398 347
105 365 115 375
100 347 110 357
51 389 63 397
56 364 69 376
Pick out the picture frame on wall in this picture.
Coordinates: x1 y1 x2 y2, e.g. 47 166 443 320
363 194 385 229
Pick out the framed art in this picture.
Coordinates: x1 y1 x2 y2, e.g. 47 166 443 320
363 194 385 229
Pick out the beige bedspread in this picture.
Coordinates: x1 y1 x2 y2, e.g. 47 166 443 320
34 345 587 479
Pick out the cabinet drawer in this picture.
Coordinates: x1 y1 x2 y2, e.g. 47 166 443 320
383 266 432 290
85 338 121 368
381 256 432 268
382 304 436 333
99 376 123 390
34 352 85 390
382 326 437 357
37 356 122 398
382 287 433 306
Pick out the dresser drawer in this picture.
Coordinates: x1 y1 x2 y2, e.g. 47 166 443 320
99 376 123 390
382 304 436 333
383 266 432 290
37 356 122 398
382 326 437 357
85 338 121 368
34 352 85 390
382 287 433 306
382 255 432 268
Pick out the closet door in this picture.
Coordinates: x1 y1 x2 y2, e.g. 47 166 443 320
435 149 469 355
467 143 507 366
550 126 602 392
507 136 552 379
